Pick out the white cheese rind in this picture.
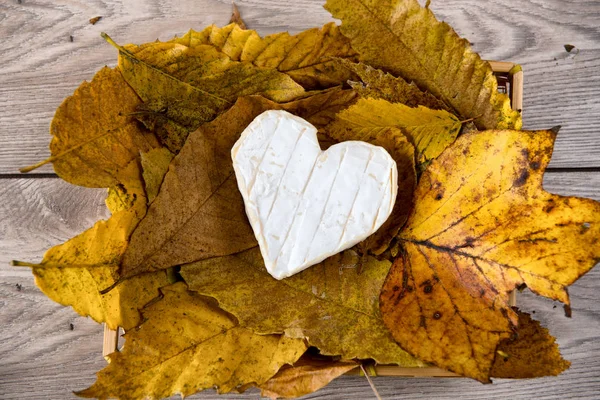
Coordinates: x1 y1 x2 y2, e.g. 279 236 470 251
232 110 398 280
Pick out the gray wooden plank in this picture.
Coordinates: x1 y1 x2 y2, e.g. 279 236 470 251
0 0 599 174
1 172 599 399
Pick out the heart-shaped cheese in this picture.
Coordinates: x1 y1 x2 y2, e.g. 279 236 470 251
232 110 398 279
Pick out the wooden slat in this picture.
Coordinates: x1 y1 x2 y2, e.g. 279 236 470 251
0 172 599 398
1 0 599 174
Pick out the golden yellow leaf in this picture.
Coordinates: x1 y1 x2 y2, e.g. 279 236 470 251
380 128 600 382
258 356 358 399
121 90 358 278
182 248 424 366
77 282 307 399
21 162 170 330
336 59 451 111
140 147 174 204
103 34 305 152
171 22 358 89
20 67 159 188
327 98 461 163
491 311 570 378
324 0 522 130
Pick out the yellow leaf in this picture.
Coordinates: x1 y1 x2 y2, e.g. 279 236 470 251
25 162 170 330
103 34 305 152
327 98 461 163
336 59 451 111
77 282 307 398
20 67 159 188
491 311 570 378
172 22 358 89
380 128 600 382
121 90 358 278
182 248 424 366
258 356 358 399
140 147 174 204
324 0 522 130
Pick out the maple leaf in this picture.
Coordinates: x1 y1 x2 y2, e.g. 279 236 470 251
491 310 570 378
14 162 171 330
335 59 451 111
20 67 159 188
181 248 424 366
327 98 462 164
121 90 358 278
171 22 358 89
324 0 522 130
379 128 600 382
102 34 305 152
77 282 306 399
258 356 358 399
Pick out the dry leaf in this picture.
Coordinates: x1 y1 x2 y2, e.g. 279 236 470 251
20 67 159 188
103 34 305 152
491 310 570 378
258 356 358 399
336 59 450 111
171 22 358 89
140 147 174 204
122 90 358 278
380 128 600 382
229 2 247 29
77 282 307 399
327 98 461 164
325 0 522 130
182 248 424 366
23 162 170 330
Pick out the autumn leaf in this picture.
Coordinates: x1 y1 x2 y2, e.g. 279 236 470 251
15 162 171 330
324 0 522 130
77 282 307 399
121 90 358 278
258 356 358 399
182 248 424 366
229 2 247 29
102 34 305 152
140 147 174 204
327 98 461 164
491 310 570 378
336 59 450 111
171 22 358 89
380 128 600 382
20 67 159 188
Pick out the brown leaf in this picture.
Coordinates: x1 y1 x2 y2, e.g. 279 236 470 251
182 248 424 366
336 59 451 111
491 310 570 378
77 282 306 399
230 2 247 29
259 356 358 399
380 128 600 382
121 90 357 278
325 0 522 130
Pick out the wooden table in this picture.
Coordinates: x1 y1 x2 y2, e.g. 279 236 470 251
1 0 599 398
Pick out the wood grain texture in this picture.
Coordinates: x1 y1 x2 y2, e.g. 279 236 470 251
1 172 599 399
0 0 599 173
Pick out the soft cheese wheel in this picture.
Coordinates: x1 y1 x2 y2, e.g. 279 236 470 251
232 110 398 279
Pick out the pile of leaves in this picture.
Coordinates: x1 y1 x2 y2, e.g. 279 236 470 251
15 0 600 398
